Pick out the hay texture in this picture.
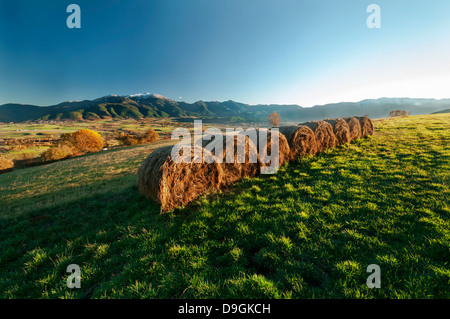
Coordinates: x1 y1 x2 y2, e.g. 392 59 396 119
0 155 14 172
255 129 290 171
299 120 338 153
278 125 318 161
356 116 374 137
323 118 351 145
343 117 362 141
202 132 261 185
138 145 224 212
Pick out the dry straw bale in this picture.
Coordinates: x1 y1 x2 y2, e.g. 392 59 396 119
138 145 224 212
0 155 14 172
202 131 261 185
355 116 374 137
323 118 351 145
343 117 362 141
299 120 338 153
255 129 290 170
278 126 317 161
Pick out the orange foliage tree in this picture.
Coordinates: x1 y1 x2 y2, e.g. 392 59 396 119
60 129 105 154
143 129 159 143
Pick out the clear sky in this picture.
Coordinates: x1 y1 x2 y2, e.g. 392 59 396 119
1 0 450 107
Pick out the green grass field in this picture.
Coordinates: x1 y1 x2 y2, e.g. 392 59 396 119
0 114 448 299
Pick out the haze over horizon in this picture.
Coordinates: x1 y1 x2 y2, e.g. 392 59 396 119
1 0 450 108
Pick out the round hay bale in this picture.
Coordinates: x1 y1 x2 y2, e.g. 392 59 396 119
299 120 338 153
255 129 290 170
323 118 351 145
138 145 224 212
343 117 362 141
279 125 318 161
0 155 14 172
202 132 261 185
356 116 374 137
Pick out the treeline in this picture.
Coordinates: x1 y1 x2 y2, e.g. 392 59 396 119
389 110 410 117
41 128 160 162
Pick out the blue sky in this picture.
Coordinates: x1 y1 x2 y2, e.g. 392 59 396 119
1 0 450 107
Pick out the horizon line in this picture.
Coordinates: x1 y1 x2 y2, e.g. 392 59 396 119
2 95 450 109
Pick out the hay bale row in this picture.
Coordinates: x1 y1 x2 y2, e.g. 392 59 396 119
356 116 374 137
138 130 289 211
138 116 373 211
344 117 363 141
281 116 373 161
256 129 291 170
278 125 318 160
300 120 338 153
341 116 374 137
323 118 351 145
202 132 261 186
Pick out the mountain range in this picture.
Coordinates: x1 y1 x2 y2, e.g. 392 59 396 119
1 93 449 124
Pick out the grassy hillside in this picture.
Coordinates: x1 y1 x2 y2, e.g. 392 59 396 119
0 114 449 299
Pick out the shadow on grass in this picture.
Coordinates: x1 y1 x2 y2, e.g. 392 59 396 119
1 147 448 299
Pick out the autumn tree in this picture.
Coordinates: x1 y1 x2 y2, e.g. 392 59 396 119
60 129 105 154
142 129 159 143
269 111 281 127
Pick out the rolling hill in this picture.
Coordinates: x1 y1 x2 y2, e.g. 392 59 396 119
1 93 449 124
432 108 450 114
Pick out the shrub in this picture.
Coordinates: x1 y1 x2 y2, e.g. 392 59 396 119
123 135 139 146
389 110 410 117
40 144 75 162
116 129 159 146
142 129 159 143
0 155 14 171
60 129 105 154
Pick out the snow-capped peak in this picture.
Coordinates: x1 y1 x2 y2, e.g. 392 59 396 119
125 93 170 100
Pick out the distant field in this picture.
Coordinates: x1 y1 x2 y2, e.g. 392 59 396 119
0 114 448 298
0 119 225 161
0 119 223 139
0 120 171 140
0 119 183 161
